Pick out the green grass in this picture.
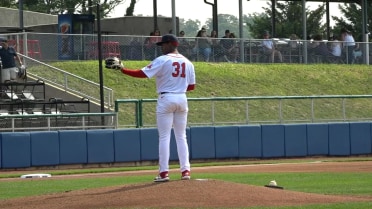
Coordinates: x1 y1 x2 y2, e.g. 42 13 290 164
1 159 372 198
1 170 372 209
1 171 372 198
247 202 372 209
195 172 372 195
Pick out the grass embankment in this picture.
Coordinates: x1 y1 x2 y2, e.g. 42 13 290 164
52 62 372 99
45 62 372 125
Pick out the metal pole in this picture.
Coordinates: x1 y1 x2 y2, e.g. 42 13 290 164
153 0 158 31
96 4 105 114
204 0 218 33
362 0 369 65
213 0 218 33
271 0 276 37
171 0 176 34
239 0 244 62
19 0 24 31
302 0 307 64
326 1 330 39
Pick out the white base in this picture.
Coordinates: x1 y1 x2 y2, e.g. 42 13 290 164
20 173 52 178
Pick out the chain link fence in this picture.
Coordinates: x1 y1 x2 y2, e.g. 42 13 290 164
2 32 370 64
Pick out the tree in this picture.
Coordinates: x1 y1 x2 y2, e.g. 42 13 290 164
0 0 15 8
332 2 372 41
125 0 137 16
11 0 124 17
247 1 326 39
179 19 201 37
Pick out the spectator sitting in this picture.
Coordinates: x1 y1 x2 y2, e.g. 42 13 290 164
327 35 343 63
289 34 299 49
220 30 239 62
308 34 332 63
261 30 283 63
329 35 342 57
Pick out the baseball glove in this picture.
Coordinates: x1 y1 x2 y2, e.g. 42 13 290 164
105 57 123 70
17 65 27 79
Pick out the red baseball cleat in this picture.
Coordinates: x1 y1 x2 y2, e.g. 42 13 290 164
154 171 169 182
181 170 191 180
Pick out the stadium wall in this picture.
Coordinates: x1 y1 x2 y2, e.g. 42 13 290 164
1 122 371 169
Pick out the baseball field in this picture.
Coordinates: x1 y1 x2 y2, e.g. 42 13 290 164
0 157 371 208
2 62 371 208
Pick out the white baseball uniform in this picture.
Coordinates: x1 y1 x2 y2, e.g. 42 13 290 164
142 53 196 174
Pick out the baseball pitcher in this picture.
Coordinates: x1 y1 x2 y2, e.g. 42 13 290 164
105 34 196 182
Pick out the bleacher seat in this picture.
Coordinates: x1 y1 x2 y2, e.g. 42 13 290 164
0 110 9 116
5 90 18 100
22 91 35 100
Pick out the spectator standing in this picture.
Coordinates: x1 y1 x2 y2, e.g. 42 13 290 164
0 37 24 83
129 37 142 60
210 30 219 61
261 30 283 63
194 29 212 62
210 30 219 46
144 29 162 60
340 28 356 64
177 30 191 58
118 34 196 182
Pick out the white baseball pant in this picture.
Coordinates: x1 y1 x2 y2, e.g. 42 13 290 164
156 93 190 173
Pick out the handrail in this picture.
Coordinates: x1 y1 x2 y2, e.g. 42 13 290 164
0 112 117 132
115 95 372 128
18 53 114 108
0 112 116 119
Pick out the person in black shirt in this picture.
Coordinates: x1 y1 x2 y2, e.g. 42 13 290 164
0 37 24 83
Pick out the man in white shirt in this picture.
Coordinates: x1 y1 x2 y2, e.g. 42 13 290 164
261 31 283 63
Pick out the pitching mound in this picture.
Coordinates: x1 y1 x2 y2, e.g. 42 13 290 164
0 179 369 209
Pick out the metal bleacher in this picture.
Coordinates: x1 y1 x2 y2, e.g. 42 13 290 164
0 79 96 131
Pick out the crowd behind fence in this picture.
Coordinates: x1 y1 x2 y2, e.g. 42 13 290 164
1 32 371 131
3 32 371 65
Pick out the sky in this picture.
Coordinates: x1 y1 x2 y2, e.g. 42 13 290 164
109 0 342 26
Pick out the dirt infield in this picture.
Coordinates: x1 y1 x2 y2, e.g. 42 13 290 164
1 161 372 209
